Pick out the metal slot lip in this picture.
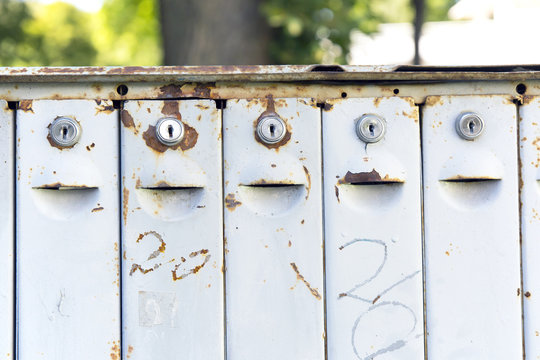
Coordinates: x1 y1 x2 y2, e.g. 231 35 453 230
33 183 98 190
439 176 501 183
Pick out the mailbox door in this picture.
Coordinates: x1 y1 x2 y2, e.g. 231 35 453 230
0 100 13 359
16 100 120 359
223 98 324 359
120 100 223 359
323 97 424 359
519 96 540 358
422 95 522 359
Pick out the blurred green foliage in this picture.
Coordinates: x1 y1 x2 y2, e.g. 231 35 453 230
0 0 453 66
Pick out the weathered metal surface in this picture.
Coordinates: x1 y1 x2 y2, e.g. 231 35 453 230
422 95 522 358
3 65 540 82
0 81 537 105
121 100 223 360
0 100 13 360
223 97 324 359
519 96 540 359
16 100 120 360
323 97 424 359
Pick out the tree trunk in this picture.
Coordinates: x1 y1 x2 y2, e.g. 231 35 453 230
159 0 271 65
412 0 425 65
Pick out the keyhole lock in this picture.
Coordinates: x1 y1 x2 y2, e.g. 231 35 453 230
356 114 386 143
256 115 286 144
456 112 484 140
49 117 82 148
155 117 184 146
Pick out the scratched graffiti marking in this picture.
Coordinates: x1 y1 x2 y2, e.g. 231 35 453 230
338 238 420 359
129 231 210 281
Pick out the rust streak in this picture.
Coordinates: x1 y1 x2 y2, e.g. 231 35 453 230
303 165 311 199
161 101 181 117
123 186 129 226
121 110 137 134
290 262 322 300
225 193 242 211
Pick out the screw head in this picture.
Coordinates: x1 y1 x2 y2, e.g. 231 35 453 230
256 115 286 144
356 114 386 143
155 118 184 146
456 112 484 140
49 117 81 148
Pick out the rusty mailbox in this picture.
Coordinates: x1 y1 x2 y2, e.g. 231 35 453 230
1 65 540 359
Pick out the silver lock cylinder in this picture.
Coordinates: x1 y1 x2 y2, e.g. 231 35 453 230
155 117 184 146
257 115 286 144
356 114 386 143
456 112 484 140
49 117 82 148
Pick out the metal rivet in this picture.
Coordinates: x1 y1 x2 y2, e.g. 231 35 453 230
456 112 484 140
155 117 184 146
49 117 81 147
256 115 286 144
355 114 386 143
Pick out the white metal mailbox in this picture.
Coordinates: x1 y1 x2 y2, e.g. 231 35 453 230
323 97 424 359
16 100 120 359
3 65 540 359
120 100 223 359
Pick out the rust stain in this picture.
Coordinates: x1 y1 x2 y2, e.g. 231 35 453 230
372 295 381 304
290 262 321 300
338 293 347 298
532 137 540 167
172 249 210 281
159 83 183 98
518 288 521 296
337 169 402 184
121 110 137 134
225 193 242 211
253 95 292 150
526 291 532 298
321 102 333 111
301 219 305 224
425 96 443 107
334 185 340 203
373 97 383 108
142 123 198 153
522 95 534 106
195 104 210 110
19 100 33 113
95 101 115 114
161 101 181 117
123 186 129 226
92 206 104 212
193 83 215 98
303 165 311 200
126 345 134 359
86 142 95 151
110 341 120 360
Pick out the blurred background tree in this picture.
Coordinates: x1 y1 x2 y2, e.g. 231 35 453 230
0 0 454 66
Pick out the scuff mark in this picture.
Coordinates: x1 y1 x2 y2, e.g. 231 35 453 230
225 193 242 211
121 110 138 134
290 262 322 300
56 289 69 317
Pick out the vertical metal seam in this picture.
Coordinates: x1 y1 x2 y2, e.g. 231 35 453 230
117 101 124 360
12 104 18 360
516 97 526 360
219 100 227 360
319 104 328 360
417 101 428 360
